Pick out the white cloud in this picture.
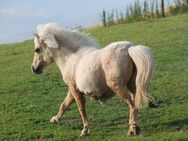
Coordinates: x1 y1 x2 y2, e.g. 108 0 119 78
0 5 49 20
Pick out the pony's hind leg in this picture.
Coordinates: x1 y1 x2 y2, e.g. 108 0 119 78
127 103 140 136
50 90 74 123
107 83 140 136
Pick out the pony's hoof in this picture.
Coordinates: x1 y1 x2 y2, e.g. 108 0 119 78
127 125 140 136
80 129 89 137
50 116 59 123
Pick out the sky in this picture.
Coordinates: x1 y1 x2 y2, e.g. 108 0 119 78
0 0 173 43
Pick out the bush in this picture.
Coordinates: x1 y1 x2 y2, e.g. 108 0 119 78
168 0 188 15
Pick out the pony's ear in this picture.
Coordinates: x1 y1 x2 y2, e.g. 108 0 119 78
44 34 59 48
34 33 39 38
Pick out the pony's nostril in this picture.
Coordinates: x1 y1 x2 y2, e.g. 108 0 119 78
32 66 36 73
32 65 43 74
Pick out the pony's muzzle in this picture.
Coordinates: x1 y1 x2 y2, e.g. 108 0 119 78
32 65 43 74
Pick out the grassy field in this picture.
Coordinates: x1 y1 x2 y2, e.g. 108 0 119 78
0 14 188 141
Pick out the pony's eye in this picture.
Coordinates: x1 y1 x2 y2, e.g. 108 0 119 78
41 41 47 48
34 48 40 53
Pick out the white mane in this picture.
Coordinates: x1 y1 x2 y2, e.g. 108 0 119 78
36 23 100 51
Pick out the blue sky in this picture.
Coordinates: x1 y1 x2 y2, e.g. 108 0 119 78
0 0 173 43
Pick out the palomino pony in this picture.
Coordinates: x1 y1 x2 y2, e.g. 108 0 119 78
31 23 154 137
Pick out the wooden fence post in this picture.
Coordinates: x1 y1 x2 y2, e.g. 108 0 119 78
161 0 165 17
102 10 107 27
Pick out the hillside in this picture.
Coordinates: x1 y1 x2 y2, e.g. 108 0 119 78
0 14 188 141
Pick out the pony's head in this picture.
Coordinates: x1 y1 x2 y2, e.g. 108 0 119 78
31 22 100 74
31 23 58 74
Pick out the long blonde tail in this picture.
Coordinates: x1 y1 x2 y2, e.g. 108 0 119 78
128 45 154 109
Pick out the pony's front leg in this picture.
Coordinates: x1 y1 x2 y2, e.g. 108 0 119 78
50 91 74 123
70 87 89 137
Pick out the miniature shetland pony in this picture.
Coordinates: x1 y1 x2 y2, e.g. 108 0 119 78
31 23 154 137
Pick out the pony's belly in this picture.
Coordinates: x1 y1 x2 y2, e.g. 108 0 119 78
80 84 104 95
75 51 107 97
76 71 115 101
76 73 105 97
77 79 113 101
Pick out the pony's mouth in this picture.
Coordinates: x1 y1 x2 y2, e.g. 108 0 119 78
32 65 43 74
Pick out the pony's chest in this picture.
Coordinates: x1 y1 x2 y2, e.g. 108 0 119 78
62 55 80 86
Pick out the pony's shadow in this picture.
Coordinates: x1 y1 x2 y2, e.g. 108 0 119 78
162 118 188 131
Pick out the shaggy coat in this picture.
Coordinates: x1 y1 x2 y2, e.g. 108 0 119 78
31 23 154 137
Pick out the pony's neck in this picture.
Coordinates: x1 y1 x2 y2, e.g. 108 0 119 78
52 28 99 75
55 32 80 52
54 48 72 74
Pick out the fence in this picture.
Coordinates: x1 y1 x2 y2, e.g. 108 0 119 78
0 0 182 44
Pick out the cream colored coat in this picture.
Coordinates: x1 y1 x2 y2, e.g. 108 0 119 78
32 23 154 137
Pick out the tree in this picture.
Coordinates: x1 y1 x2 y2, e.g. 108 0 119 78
161 0 165 17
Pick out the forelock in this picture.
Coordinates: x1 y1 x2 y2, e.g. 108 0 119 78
36 23 59 39
34 35 40 48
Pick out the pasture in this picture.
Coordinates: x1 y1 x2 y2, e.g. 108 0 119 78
0 13 188 141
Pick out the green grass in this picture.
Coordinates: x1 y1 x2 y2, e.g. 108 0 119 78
0 14 188 141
